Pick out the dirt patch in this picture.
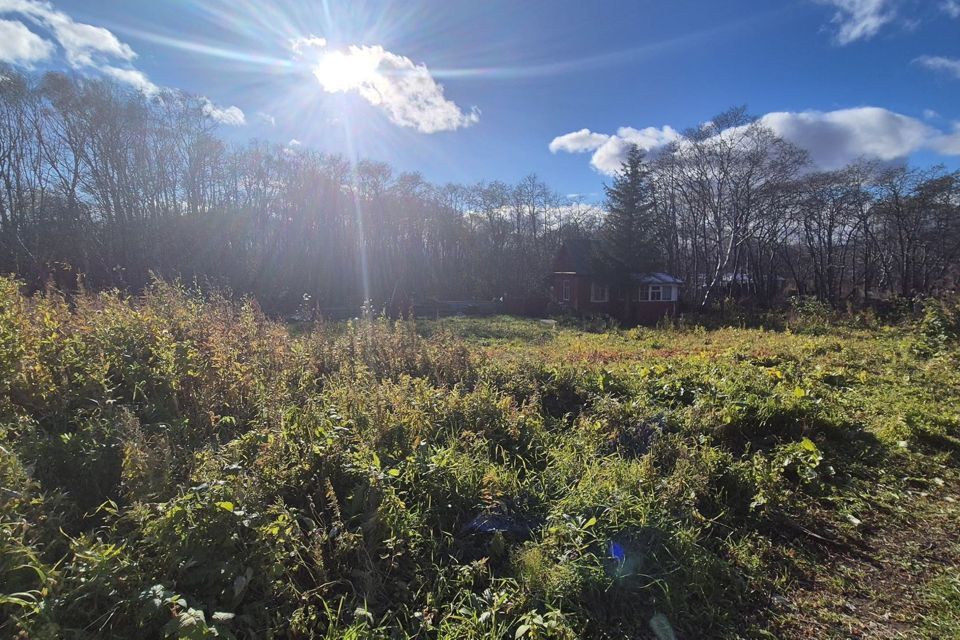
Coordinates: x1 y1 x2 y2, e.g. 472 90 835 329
769 472 960 638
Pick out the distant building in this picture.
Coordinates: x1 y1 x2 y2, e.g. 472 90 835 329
549 240 682 324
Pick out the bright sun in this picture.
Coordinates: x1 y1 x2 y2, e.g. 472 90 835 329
312 47 380 93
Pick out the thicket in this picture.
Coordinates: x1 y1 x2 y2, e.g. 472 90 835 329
2 278 958 638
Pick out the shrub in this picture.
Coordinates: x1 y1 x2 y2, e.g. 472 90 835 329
913 296 960 358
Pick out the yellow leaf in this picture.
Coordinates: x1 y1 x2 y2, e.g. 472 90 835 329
216 501 234 512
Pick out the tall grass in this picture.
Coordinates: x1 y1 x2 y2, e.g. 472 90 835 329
1 277 958 638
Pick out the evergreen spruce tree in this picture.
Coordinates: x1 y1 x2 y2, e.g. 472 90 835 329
601 145 659 273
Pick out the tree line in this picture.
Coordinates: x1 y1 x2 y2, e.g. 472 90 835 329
1 70 958 313
605 107 960 309
0 68 600 312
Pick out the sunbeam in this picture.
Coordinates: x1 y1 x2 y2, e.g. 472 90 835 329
109 26 295 69
428 5 793 81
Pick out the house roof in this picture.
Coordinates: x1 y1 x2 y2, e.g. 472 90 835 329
552 241 683 284
552 239 598 274
632 272 684 285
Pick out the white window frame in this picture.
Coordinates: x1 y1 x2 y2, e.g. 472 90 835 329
561 280 571 302
590 282 609 303
639 283 677 301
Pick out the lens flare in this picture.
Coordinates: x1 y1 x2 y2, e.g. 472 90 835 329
312 48 380 93
609 540 626 563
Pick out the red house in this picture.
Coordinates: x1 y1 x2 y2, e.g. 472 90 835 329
549 240 682 324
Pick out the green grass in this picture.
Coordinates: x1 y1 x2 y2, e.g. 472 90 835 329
924 568 960 637
1 280 959 639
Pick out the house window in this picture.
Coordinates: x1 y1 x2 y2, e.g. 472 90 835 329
561 280 571 302
639 283 677 301
590 282 609 303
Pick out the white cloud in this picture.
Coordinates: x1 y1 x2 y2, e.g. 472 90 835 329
0 18 51 65
293 37 479 134
816 0 897 45
759 108 931 168
915 55 960 79
316 45 480 133
552 107 960 174
256 111 276 126
1 0 149 91
941 0 960 18
548 128 610 153
101 65 158 95
933 124 960 154
0 0 135 67
289 34 327 55
0 0 246 126
588 137 638 174
549 125 681 174
201 98 246 126
43 12 135 67
591 127 682 174
923 109 941 120
617 126 682 149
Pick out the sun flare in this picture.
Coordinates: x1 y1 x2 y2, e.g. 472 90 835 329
311 47 380 93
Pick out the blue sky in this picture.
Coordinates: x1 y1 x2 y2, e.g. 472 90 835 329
1 0 959 200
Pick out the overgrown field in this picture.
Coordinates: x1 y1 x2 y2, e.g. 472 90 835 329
2 279 960 639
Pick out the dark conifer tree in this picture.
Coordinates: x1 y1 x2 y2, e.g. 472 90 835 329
601 145 659 273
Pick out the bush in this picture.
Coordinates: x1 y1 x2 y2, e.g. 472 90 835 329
914 296 960 358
